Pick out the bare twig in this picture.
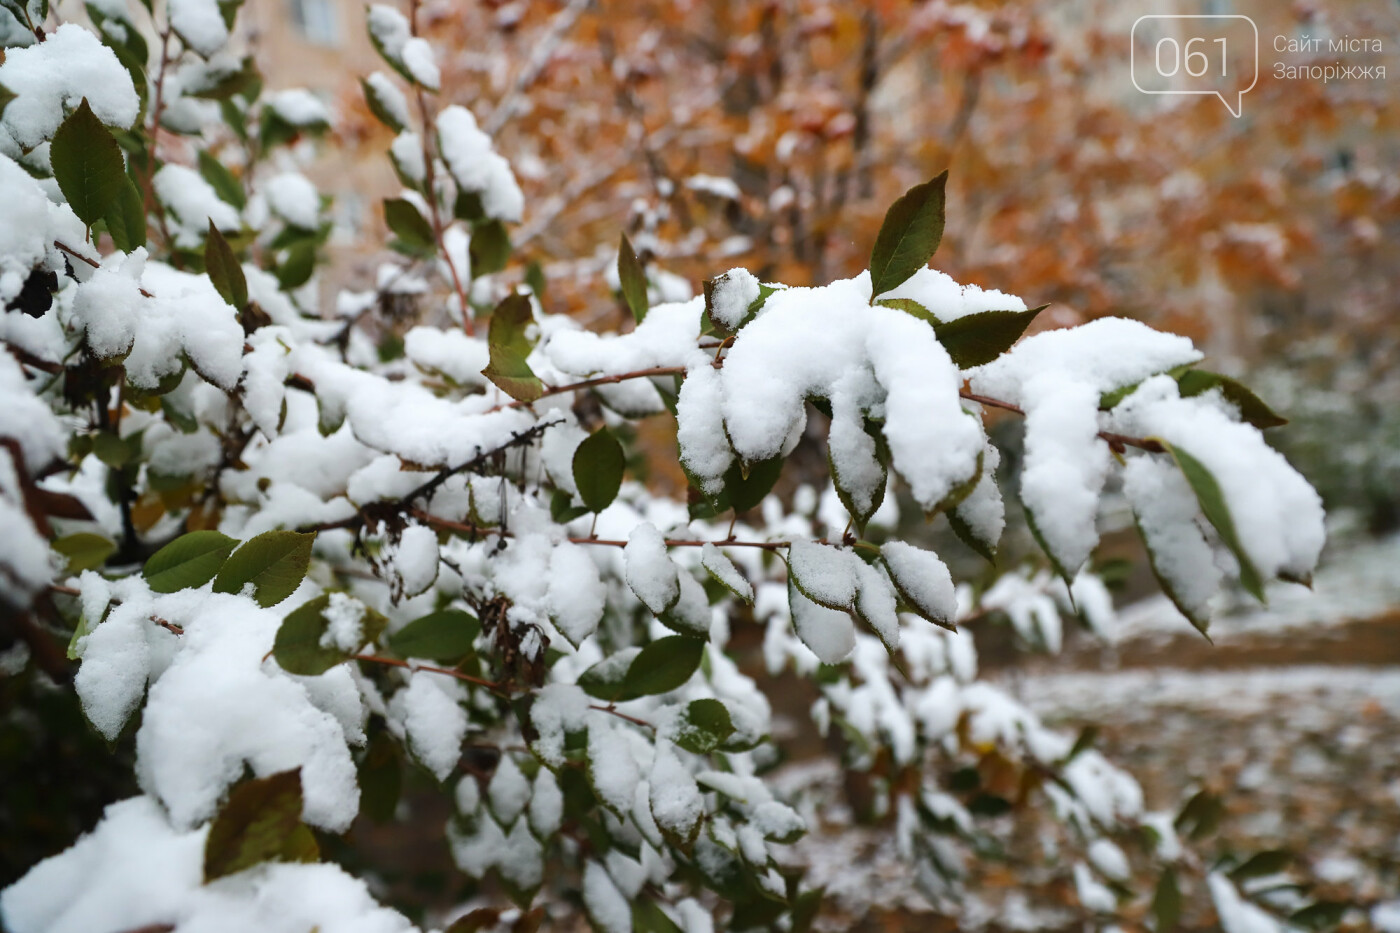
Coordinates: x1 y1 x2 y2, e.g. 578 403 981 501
406 0 473 335
484 0 592 136
53 242 155 297
355 653 507 694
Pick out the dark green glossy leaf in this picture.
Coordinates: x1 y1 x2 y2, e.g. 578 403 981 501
275 241 316 290
1151 867 1180 933
577 648 639 702
386 609 479 663
672 698 734 754
618 233 648 323
469 219 511 275
212 530 314 607
1132 514 1211 639
524 260 546 300
453 190 484 223
359 76 406 133
869 171 946 298
143 530 238 592
203 769 308 881
383 196 435 256
1177 369 1287 429
205 221 247 309
572 428 624 513
482 292 542 402
933 305 1047 369
948 507 997 564
1174 788 1224 840
726 456 782 514
51 99 126 228
875 296 939 325
358 729 403 823
198 149 246 209
1228 849 1291 881
272 594 349 675
632 900 684 933
1289 902 1348 930
1162 441 1265 601
446 909 503 933
103 174 146 252
624 636 705 696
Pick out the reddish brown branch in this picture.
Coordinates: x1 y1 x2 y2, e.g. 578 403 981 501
407 0 473 336
355 653 507 694
53 242 155 297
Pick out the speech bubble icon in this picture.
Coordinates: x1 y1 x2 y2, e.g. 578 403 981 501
1131 15 1258 117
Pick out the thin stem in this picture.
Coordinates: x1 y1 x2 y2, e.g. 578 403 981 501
407 0 472 335
591 704 652 729
142 27 179 254
53 242 155 297
355 653 508 694
492 365 687 412
410 510 795 551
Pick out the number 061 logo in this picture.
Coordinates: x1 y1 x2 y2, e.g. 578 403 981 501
1131 15 1259 117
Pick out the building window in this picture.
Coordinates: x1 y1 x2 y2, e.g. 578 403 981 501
288 0 339 46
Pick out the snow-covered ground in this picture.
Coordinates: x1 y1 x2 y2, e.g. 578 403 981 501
769 533 1400 929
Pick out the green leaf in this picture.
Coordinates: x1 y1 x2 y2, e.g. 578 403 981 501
360 76 406 133
550 488 590 525
869 171 947 298
948 508 997 564
367 19 419 87
51 99 127 229
933 305 1047 369
1023 503 1076 584
726 456 783 515
1161 441 1265 601
1151 867 1180 933
624 636 705 696
1174 788 1223 840
446 909 503 933
386 609 479 663
577 648 640 702
205 221 248 309
875 296 939 325
0 84 15 121
143 530 238 593
103 175 146 252
572 428 624 513
828 422 887 533
469 219 511 275
482 292 543 403
357 729 402 823
1177 370 1287 429
275 241 316 290
212 530 315 607
203 769 309 881
618 233 648 323
383 196 436 256
51 533 116 573
672 698 734 754
1064 725 1098 763
453 190 484 223
1132 514 1211 639
1228 849 1291 881
633 900 685 933
1289 902 1348 930
198 149 246 209
272 594 349 676
524 260 546 300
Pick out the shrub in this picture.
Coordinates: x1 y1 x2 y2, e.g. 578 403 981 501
0 2 1333 930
